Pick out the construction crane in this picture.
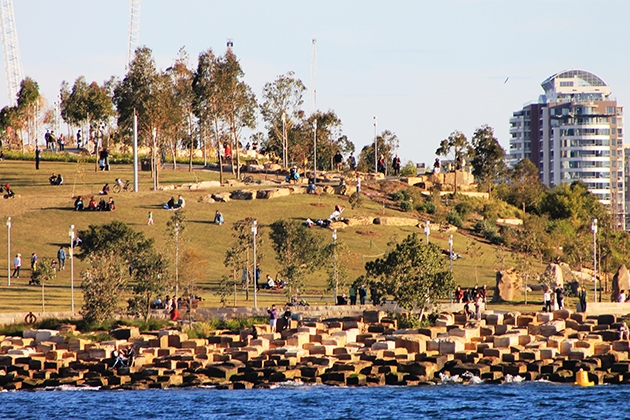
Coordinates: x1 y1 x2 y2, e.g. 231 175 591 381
0 0 22 106
126 0 141 67
308 38 317 116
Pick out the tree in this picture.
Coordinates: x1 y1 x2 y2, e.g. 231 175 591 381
81 251 127 324
365 233 453 315
113 47 166 187
436 130 470 193
269 219 322 299
358 129 399 173
308 110 353 171
166 210 187 297
320 238 350 300
260 71 306 162
78 221 167 323
60 76 113 133
219 50 257 178
469 125 506 194
33 257 56 312
180 248 207 314
497 158 546 212
466 239 485 284
15 77 41 150
193 48 225 182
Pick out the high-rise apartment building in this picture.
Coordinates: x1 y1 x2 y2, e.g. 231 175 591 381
509 70 624 228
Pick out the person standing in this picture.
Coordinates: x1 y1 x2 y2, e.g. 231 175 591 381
333 150 343 171
349 285 357 305
543 288 552 313
392 154 401 176
12 253 21 278
147 211 154 225
358 284 367 305
267 304 278 333
35 147 41 170
30 253 38 272
555 286 564 310
578 286 587 312
57 246 66 271
348 152 357 172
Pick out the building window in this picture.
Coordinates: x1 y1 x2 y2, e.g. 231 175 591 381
560 81 574 87
607 106 615 114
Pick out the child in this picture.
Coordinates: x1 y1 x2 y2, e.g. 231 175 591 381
147 211 154 225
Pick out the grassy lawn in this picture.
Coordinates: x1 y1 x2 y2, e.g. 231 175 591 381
0 159 532 313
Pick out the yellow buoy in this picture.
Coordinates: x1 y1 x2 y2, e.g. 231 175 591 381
574 369 594 387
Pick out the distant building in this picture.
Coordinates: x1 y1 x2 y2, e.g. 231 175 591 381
510 70 624 228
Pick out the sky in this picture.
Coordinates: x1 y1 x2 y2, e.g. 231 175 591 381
7 0 630 164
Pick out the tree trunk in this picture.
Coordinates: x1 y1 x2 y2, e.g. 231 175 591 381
213 117 223 185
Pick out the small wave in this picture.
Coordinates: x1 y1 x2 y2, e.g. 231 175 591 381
271 380 315 389
41 385 102 392
504 374 525 383
439 373 463 384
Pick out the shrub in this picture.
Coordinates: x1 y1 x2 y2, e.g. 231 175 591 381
400 200 414 212
446 211 463 228
454 201 472 220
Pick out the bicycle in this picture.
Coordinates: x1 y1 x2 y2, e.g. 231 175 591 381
113 179 134 193
241 175 254 185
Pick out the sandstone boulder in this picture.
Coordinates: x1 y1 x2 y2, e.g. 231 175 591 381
211 193 231 202
611 265 630 302
256 188 293 199
199 194 216 204
493 269 521 302
345 216 374 227
543 263 564 288
373 217 418 226
230 190 256 200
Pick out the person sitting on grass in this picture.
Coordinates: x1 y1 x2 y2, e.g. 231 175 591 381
97 197 107 211
74 196 84 211
99 183 110 195
214 210 224 225
164 196 175 210
3 183 14 198
49 173 58 185
87 196 97 211
107 197 115 211
173 194 185 209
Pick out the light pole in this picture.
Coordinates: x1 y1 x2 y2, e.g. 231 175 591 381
69 225 75 312
6 217 11 286
282 112 287 168
448 234 453 304
252 220 258 308
591 218 597 303
175 222 180 299
332 229 338 303
313 120 317 183
424 220 431 244
373 116 378 174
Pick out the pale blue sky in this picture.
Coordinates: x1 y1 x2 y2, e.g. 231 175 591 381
10 0 630 163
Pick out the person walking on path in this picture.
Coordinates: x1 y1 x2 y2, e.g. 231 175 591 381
267 304 278 333
12 253 21 278
57 246 66 270
147 211 154 225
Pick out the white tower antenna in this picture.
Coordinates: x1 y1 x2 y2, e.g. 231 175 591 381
308 38 317 115
0 0 23 106
126 0 141 68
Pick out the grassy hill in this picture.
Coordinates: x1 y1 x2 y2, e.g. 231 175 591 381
0 159 543 313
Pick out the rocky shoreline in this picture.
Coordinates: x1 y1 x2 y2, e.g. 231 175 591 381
2 308 630 390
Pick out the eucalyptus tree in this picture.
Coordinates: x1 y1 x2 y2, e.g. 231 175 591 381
16 77 41 150
436 130 470 193
358 129 399 173
469 125 506 195
193 48 226 183
219 49 257 178
260 71 306 164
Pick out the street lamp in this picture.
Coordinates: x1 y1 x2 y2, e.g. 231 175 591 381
313 120 317 184
591 218 597 303
373 116 378 174
424 221 431 244
332 229 338 303
252 220 258 308
448 234 453 304
282 112 287 168
6 217 11 286
69 225 75 312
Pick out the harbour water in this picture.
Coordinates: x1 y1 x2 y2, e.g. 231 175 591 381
0 381 624 420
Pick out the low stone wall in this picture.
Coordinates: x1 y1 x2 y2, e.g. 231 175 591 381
0 311 80 326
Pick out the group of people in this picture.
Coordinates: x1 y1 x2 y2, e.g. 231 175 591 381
455 285 487 320
48 173 63 185
14 245 69 284
44 130 66 152
542 286 568 312
164 195 185 210
337 284 368 305
259 274 287 290
112 345 136 368
74 195 115 211
266 304 293 333
304 205 345 229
